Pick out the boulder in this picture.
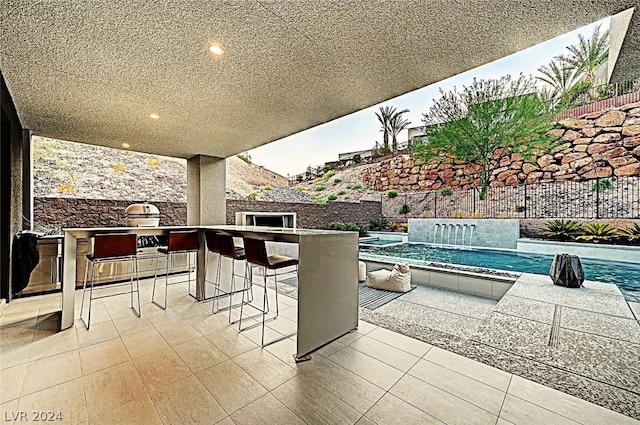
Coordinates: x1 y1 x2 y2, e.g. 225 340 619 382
547 128 565 138
614 163 640 176
582 167 612 179
595 110 626 127
572 137 592 145
561 130 582 141
584 110 605 119
505 175 519 186
587 143 613 154
581 127 601 137
622 125 640 137
621 101 640 111
608 156 637 169
602 147 629 161
571 157 593 169
522 163 537 174
593 133 621 144
561 152 587 164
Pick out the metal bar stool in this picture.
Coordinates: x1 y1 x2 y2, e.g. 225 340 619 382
80 233 140 329
207 232 251 321
238 237 298 347
152 230 199 310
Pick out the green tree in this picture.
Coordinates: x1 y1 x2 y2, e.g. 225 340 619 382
536 57 581 105
389 109 411 151
410 74 555 200
375 106 406 151
563 24 609 85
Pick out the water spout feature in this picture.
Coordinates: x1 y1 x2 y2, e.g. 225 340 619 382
468 224 475 246
433 224 439 244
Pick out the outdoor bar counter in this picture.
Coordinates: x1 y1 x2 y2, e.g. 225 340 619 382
62 226 359 358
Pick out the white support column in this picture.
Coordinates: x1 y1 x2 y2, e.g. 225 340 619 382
187 155 226 300
187 155 226 225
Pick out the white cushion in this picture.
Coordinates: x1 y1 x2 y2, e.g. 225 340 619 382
367 263 411 293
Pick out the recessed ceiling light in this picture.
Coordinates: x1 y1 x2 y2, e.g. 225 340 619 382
122 142 130 148
208 44 224 56
149 113 160 120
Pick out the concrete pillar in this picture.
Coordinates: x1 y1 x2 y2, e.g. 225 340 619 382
22 129 32 229
186 155 226 225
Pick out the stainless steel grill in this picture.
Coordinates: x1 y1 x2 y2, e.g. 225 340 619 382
125 203 160 227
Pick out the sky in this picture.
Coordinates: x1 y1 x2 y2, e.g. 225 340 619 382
248 18 609 177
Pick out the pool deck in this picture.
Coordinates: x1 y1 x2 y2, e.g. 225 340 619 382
359 273 640 420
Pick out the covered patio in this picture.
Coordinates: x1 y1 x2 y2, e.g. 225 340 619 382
2 1 640 423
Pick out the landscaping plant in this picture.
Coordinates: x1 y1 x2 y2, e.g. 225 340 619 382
576 223 620 244
540 219 582 241
619 223 640 243
387 190 398 198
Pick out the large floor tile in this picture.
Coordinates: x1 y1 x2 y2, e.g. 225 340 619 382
196 360 268 414
149 375 227 424
390 374 498 425
75 320 119 348
173 336 228 373
21 350 82 396
132 347 192 392
204 326 257 358
27 327 78 361
0 363 26 403
79 338 130 375
230 393 305 425
272 374 361 425
233 347 297 390
83 361 146 418
348 335 420 372
365 325 432 357
560 307 640 343
408 359 506 415
153 319 203 345
423 346 512 391
17 378 87 424
499 394 580 425
328 346 404 390
121 327 169 358
507 375 640 425
296 357 385 414
88 394 162 425
365 393 443 425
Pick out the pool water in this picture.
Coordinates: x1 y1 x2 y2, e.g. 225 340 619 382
361 243 640 293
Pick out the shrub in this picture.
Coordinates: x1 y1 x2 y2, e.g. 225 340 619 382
327 194 338 201
314 198 326 204
337 190 346 195
327 222 367 236
440 187 452 196
541 219 582 241
236 152 252 163
316 184 326 191
247 192 260 200
353 154 362 164
333 178 342 185
261 185 273 190
369 218 392 231
592 178 613 193
397 223 408 233
619 223 640 243
343 196 350 200
514 204 526 213
296 175 304 182
346 185 353 189
399 204 411 215
352 184 362 190
387 190 398 198
323 170 335 180
113 162 125 173
577 223 620 243
146 157 161 169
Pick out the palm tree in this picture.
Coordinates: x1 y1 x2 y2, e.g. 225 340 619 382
564 24 609 85
374 106 395 151
536 56 581 105
389 109 411 151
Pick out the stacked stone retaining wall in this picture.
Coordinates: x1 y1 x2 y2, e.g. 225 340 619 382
362 101 640 192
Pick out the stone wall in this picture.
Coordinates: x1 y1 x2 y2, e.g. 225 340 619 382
34 197 187 228
34 197 382 229
362 101 640 192
227 200 381 228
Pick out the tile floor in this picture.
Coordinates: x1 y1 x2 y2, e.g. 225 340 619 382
1 275 638 425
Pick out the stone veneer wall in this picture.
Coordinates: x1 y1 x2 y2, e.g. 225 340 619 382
362 101 640 192
227 199 381 228
33 197 381 229
34 197 187 228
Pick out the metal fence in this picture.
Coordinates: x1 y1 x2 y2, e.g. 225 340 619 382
383 176 640 221
557 78 640 118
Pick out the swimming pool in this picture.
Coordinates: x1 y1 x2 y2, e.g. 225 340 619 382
360 243 640 293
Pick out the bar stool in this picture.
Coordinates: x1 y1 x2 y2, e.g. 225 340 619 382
207 232 251 321
152 230 199 310
238 237 298 347
80 233 140 330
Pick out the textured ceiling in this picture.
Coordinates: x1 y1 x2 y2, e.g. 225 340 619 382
1 0 638 159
